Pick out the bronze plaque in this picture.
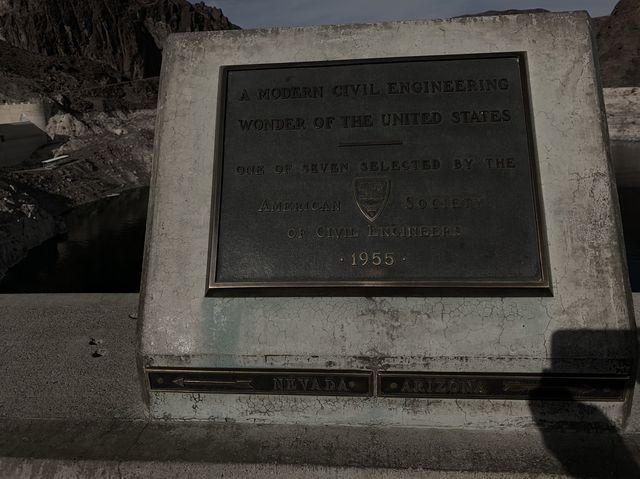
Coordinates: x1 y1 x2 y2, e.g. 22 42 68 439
207 53 548 294
147 368 627 402
148 368 372 396
378 372 628 401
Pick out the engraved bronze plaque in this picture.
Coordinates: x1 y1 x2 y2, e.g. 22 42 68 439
148 368 372 396
148 368 627 401
208 53 548 294
378 372 628 401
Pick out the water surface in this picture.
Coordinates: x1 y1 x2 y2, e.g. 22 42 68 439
0 187 148 293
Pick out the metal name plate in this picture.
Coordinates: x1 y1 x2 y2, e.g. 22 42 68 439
208 53 548 294
148 369 628 401
148 369 373 396
378 372 628 401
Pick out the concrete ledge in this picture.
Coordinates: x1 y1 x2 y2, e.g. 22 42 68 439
1 293 639 477
1 418 640 477
0 459 590 479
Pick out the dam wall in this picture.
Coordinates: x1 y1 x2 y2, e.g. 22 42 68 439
0 101 52 131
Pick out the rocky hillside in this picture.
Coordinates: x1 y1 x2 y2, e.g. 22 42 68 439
459 8 549 17
0 39 122 103
0 0 238 79
595 0 640 87
0 1 235 278
0 39 159 112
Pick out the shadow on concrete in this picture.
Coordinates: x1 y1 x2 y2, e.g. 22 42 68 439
529 329 640 478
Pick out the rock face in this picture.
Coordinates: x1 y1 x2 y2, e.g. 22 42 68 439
595 0 640 87
0 0 238 79
0 2 230 279
3 39 164 114
0 38 123 102
0 38 160 112
458 9 549 17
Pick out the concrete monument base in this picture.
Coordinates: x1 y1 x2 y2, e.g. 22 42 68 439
140 12 635 428
1 294 640 477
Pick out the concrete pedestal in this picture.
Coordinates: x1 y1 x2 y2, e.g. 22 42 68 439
0 294 639 477
139 12 636 428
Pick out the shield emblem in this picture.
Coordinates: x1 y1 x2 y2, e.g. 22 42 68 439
353 177 390 222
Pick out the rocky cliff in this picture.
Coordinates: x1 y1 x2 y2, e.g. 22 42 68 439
0 1 239 281
459 8 549 17
0 38 159 112
595 0 640 87
0 0 238 79
0 38 123 103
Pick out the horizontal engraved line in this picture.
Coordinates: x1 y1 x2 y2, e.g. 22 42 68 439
338 140 403 148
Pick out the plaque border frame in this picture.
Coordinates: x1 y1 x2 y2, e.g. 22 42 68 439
206 52 551 296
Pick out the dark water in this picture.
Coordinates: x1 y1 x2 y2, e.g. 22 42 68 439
613 142 640 292
619 188 640 292
0 187 148 293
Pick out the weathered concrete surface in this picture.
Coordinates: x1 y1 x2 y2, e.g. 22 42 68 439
0 459 623 479
1 417 640 477
0 294 144 420
140 13 635 426
0 460 615 479
0 293 639 476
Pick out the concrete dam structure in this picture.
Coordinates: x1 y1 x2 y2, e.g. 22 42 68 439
0 101 52 131
0 101 52 167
